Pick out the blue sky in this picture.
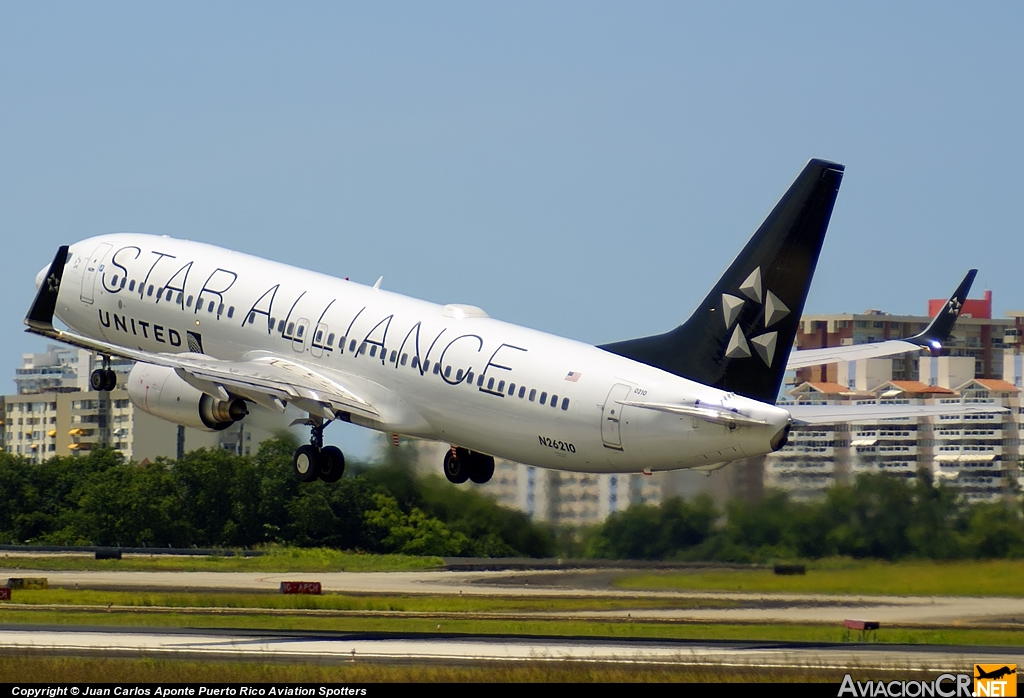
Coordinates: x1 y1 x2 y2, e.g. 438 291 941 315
2 2 1022 458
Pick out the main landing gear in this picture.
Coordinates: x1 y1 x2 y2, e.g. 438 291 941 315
444 446 495 485
292 417 345 484
90 356 117 392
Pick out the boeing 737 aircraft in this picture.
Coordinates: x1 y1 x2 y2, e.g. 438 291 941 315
24 159 999 484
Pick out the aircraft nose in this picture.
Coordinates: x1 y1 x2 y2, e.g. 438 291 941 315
34 264 50 290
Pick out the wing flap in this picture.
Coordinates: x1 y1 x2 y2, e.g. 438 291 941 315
617 400 768 427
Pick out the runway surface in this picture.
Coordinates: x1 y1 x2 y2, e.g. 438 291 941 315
3 567 1024 627
1 625 1019 671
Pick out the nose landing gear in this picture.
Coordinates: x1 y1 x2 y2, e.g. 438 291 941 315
443 446 495 485
291 417 346 484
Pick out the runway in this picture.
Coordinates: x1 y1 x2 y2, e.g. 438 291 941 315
4 567 1024 627
1 625 1019 671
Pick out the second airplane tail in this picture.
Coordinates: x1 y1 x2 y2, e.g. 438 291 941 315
599 158 845 404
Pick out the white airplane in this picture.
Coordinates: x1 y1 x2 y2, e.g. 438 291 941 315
24 159 999 484
784 269 978 370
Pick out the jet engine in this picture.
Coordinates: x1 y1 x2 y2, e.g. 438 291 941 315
127 363 247 431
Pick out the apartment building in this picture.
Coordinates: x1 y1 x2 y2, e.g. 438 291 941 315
2 346 275 463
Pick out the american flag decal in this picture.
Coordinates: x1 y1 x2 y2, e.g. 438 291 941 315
565 371 582 382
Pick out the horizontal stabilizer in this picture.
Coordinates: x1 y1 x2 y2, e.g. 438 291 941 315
617 400 768 427
787 401 1007 426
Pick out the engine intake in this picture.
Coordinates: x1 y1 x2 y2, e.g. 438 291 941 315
127 363 248 431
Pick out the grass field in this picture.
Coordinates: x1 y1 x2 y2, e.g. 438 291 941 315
0 547 443 573
615 559 1024 597
0 655 896 683
2 588 736 612
3 607 1021 646
2 587 984 645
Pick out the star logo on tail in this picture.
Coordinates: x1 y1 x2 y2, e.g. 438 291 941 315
720 266 789 367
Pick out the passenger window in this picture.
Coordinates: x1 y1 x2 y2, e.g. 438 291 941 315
456 369 463 381
411 356 419 369
218 303 224 316
129 280 136 292
186 295 193 307
561 397 569 410
401 353 408 366
540 392 547 405
297 325 304 338
444 366 451 378
327 333 335 346
423 360 430 371
433 363 441 375
176 292 183 304
111 275 119 286
519 386 526 399
166 289 173 301
279 320 286 332
208 301 215 313
369 345 377 357
287 322 295 335
477 375 484 387
157 287 163 297
316 331 323 343
551 394 558 408
466 371 474 384
227 306 235 319
358 343 366 355
147 285 154 297
497 380 505 393
349 340 357 352
508 383 516 395
529 389 536 402
487 377 495 390
120 277 127 289
390 350 397 363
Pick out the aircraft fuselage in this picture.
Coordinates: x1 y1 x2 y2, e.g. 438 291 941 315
51 233 791 474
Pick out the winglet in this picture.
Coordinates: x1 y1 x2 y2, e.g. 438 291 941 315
25 245 69 333
906 269 977 355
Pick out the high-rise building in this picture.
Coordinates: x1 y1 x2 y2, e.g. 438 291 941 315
768 356 1023 502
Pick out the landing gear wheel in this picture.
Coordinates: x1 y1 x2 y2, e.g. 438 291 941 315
319 445 345 483
469 453 495 484
90 369 105 391
443 449 470 484
292 444 321 483
101 369 117 391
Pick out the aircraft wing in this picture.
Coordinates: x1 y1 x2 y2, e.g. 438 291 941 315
786 402 1006 426
24 246 380 422
786 340 923 369
786 269 978 369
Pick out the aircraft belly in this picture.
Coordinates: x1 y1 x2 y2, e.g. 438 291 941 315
409 386 609 472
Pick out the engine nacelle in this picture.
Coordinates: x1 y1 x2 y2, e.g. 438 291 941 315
127 363 248 432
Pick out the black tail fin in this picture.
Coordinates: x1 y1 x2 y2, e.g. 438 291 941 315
599 159 845 404
905 269 977 354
